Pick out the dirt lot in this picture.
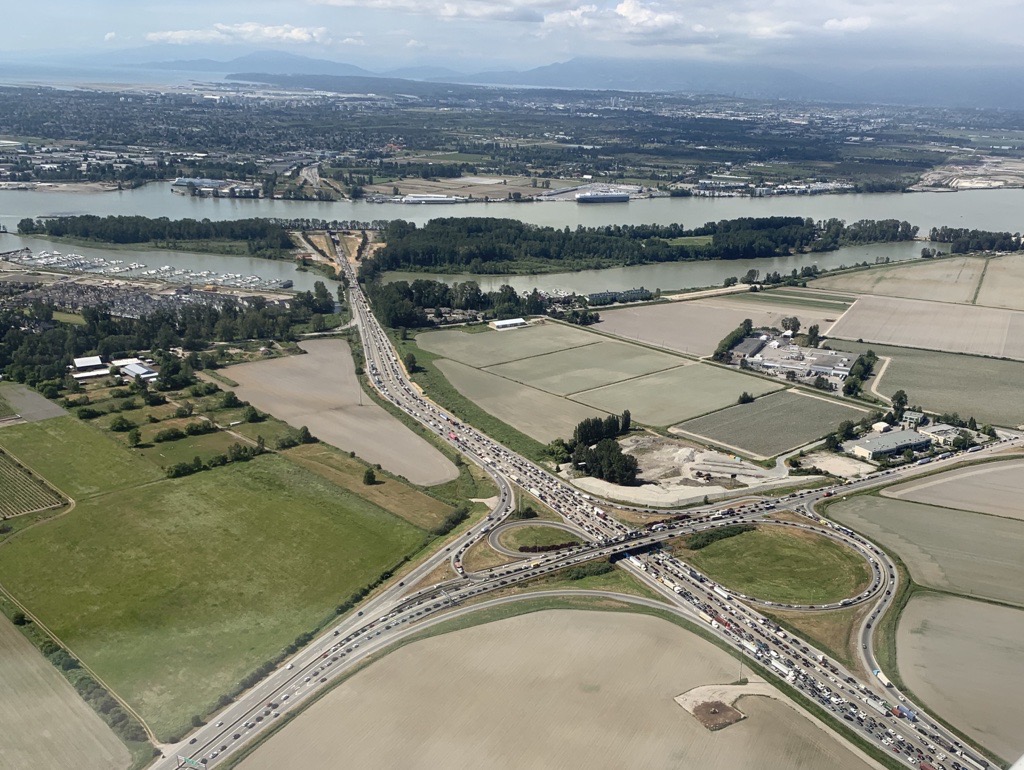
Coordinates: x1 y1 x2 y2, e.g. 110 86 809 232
828 497 1024 606
838 340 1024 428
436 358 606 442
974 254 1024 310
897 594 1024 762
364 173 573 201
812 256 987 304
674 390 868 458
484 339 683 396
571 364 782 426
598 297 843 358
0 382 67 425
238 610 880 770
800 451 875 479
228 339 458 486
882 459 1024 521
417 323 594 367
0 615 129 770
826 295 1024 361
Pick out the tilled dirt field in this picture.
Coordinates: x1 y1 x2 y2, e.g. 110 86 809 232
883 459 1024 521
227 339 457 486
898 594 1024 762
238 610 881 770
0 615 129 770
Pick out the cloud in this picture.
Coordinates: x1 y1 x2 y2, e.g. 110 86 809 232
146 22 333 46
341 37 366 46
823 16 872 32
104 31 116 42
313 0 565 22
405 38 426 48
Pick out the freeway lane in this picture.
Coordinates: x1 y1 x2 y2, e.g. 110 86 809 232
155 246 1016 770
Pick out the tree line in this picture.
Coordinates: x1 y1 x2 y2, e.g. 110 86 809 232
364 216 919 274
927 226 1022 253
547 412 637 486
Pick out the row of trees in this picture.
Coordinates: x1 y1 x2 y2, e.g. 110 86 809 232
928 227 1021 253
547 412 638 485
365 216 919 274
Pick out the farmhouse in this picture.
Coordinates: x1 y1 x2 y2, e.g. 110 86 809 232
846 430 932 460
490 318 528 330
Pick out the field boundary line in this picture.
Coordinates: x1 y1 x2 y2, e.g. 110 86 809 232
0 579 158 745
969 255 990 305
822 297 857 337
787 388 872 413
561 363 690 399
478 339 604 371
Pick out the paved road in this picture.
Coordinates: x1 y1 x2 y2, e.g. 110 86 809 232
156 245 1017 770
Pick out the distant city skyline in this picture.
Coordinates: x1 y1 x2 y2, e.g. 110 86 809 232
5 0 1023 74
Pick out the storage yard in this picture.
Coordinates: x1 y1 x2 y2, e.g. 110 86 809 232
897 594 1024 762
673 390 868 458
0 616 130 770
828 496 1024 606
882 459 1024 521
826 295 1024 361
237 610 881 770
227 338 458 486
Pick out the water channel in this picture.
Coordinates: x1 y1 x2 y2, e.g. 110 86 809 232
2 183 1021 294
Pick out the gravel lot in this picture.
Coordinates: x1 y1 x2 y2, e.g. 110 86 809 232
238 610 880 770
0 615 129 770
228 339 457 486
898 594 1024 761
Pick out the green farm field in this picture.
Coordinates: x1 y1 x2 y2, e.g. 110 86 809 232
0 418 427 740
0 447 65 517
672 525 871 605
674 390 868 458
839 341 1024 427
416 323 595 367
571 364 781 426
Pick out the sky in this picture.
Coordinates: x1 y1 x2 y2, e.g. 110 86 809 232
4 0 1023 73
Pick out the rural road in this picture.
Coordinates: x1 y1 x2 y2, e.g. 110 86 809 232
157 240 1018 770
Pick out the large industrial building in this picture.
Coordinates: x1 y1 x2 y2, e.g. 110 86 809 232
846 430 932 460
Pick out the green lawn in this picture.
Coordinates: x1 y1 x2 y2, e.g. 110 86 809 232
673 526 871 605
0 417 163 497
0 390 12 418
0 454 425 740
661 235 713 246
498 525 581 552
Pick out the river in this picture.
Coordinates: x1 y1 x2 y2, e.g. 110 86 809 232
2 182 1020 294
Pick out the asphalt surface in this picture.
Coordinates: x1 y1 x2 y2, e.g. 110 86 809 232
155 249 1018 770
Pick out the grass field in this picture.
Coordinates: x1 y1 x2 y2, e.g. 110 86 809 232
671 526 871 605
0 447 66 517
674 390 868 458
416 324 595 367
436 358 606 442
496 524 581 552
898 594 1024 762
0 416 432 741
0 389 12 418
766 603 872 676
238 610 879 770
882 459 1024 521
828 496 1024 606
0 615 131 770
827 295 1024 361
571 365 782 427
662 234 713 246
838 340 1024 427
484 340 681 396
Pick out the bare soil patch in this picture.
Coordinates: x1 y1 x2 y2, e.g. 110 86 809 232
693 699 746 730
975 254 1024 310
827 295 1024 361
227 338 457 486
882 459 1024 521
0 615 130 770
898 594 1024 761
238 610 880 770
800 451 875 479
812 256 987 304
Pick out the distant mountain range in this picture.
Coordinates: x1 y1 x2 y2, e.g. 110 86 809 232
4 46 1023 110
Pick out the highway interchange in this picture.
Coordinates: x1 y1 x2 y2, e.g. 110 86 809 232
159 250 1016 770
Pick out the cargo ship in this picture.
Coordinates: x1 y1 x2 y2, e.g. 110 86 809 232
575 189 631 203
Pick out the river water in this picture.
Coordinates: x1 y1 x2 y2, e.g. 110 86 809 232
2 182 1020 294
